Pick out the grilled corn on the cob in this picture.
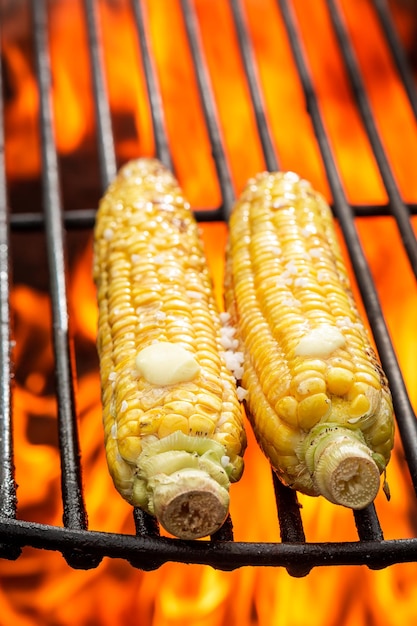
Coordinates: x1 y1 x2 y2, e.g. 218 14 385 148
224 170 394 510
93 158 246 539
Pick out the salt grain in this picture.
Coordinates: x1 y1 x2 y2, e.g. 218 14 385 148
294 276 309 287
309 248 322 259
236 386 248 401
220 312 231 325
220 455 230 468
301 224 317 237
285 260 298 275
317 270 330 284
222 349 244 380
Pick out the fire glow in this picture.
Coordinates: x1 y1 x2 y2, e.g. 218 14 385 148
2 0 417 624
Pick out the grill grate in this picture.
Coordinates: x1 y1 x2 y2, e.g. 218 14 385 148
1 0 417 577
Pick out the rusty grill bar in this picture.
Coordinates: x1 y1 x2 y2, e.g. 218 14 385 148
1 0 417 576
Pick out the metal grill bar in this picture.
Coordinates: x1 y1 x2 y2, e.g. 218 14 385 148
0 23 20 563
8 202 417 232
373 0 417 120
230 0 307 563
1 517 417 571
277 0 417 498
84 0 117 190
131 0 172 171
180 0 234 219
277 0 387 541
83 0 163 543
31 0 101 569
230 0 279 172
326 0 417 279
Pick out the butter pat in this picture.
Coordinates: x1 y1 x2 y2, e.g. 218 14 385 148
135 342 200 385
294 325 346 358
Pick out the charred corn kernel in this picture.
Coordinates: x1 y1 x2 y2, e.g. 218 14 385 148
94 158 246 539
225 170 395 509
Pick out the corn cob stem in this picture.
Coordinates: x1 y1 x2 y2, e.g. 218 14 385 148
302 425 381 509
151 471 229 540
132 431 231 538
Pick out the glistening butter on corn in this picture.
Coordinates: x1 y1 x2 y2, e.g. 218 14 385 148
224 170 394 510
93 158 246 539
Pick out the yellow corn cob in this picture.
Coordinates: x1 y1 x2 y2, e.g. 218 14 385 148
93 158 246 539
224 170 394 510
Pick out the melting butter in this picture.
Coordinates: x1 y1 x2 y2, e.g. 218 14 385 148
294 325 346 358
135 341 200 385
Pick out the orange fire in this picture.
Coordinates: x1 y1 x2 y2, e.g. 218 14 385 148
2 0 417 624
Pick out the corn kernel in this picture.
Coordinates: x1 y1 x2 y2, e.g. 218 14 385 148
297 393 331 429
189 414 216 437
348 394 371 419
326 367 355 396
156 415 190 439
118 436 142 463
195 392 223 414
348 382 369 399
164 400 194 418
292 359 327 375
276 395 299 427
294 375 326 399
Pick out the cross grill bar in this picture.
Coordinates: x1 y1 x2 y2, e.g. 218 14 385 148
1 0 417 575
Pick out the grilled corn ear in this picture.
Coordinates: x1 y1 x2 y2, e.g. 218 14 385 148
224 170 394 510
93 158 246 538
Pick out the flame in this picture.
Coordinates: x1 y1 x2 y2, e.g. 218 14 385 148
2 0 417 625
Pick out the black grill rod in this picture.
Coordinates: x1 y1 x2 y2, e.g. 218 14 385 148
326 0 417 280
31 1 99 563
373 0 417 121
84 0 161 540
230 0 279 172
230 0 306 549
0 27 20 562
277 0 417 496
180 0 235 220
131 0 173 171
4 516 417 572
83 0 117 192
9 201 417 232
